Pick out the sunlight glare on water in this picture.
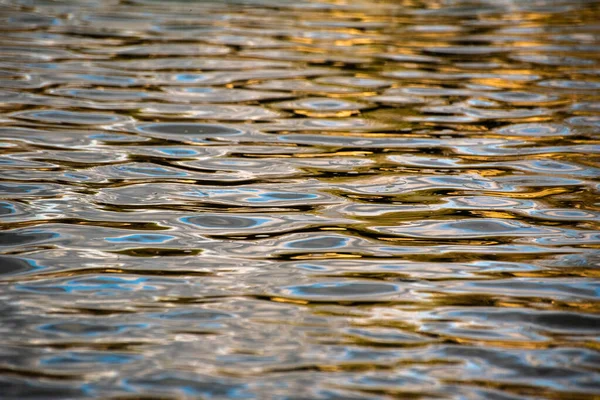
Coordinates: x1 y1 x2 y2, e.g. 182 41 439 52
0 0 599 398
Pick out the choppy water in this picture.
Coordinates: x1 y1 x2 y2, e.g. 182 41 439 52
1 0 600 398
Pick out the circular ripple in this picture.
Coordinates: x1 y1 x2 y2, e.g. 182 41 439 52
181 215 270 229
284 235 349 249
538 80 600 90
496 123 572 137
374 218 558 238
486 91 560 104
136 123 245 141
160 87 289 103
270 97 372 116
93 43 231 56
276 281 401 302
150 309 234 320
528 209 600 221
315 76 393 88
11 110 129 125
511 54 595 66
424 46 509 55
105 234 175 244
448 196 536 210
567 116 600 128
48 88 151 101
136 104 282 120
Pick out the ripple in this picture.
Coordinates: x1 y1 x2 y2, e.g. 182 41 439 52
239 49 370 64
149 309 234 321
10 110 130 125
445 196 537 210
96 183 339 207
377 53 441 63
124 373 249 398
486 91 561 105
0 182 64 198
369 94 426 105
153 68 338 86
136 103 283 120
103 57 293 71
527 209 600 221
177 157 300 178
39 351 141 368
387 155 466 168
105 234 175 244
48 87 151 101
538 79 600 90
511 54 596 66
260 117 389 131
0 201 19 216
284 235 351 249
181 215 271 229
120 145 221 159
443 278 599 301
0 255 43 277
87 43 231 56
272 281 402 302
16 275 171 295
38 321 144 336
248 79 362 94
505 160 599 177
373 219 560 239
314 76 393 88
17 150 126 165
338 174 503 195
568 116 600 129
93 163 192 179
135 122 247 142
495 123 572 137
159 87 290 103
0 230 60 248
270 97 372 116
424 46 509 55
443 308 600 334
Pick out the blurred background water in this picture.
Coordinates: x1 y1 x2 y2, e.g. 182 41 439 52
0 0 599 398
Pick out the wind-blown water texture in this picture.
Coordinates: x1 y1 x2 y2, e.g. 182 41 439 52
0 0 599 398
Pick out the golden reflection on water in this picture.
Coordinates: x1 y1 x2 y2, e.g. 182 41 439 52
0 0 599 398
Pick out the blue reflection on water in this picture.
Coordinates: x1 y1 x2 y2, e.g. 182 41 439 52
0 201 17 215
16 276 161 294
0 255 45 276
283 281 400 298
293 263 329 271
105 234 174 243
175 74 207 83
40 352 141 366
0 183 51 194
157 148 200 156
88 133 137 141
247 191 318 203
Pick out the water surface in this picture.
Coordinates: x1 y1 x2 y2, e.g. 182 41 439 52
1 0 599 398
